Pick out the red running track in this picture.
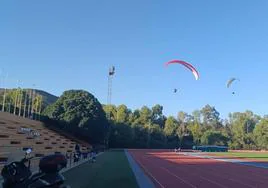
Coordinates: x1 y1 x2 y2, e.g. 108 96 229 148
128 149 268 188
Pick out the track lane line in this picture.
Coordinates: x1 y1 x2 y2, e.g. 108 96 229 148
148 153 245 188
175 154 257 188
161 167 197 188
180 152 268 186
134 157 166 188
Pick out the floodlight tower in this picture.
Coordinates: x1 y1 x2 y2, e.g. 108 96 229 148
107 66 115 120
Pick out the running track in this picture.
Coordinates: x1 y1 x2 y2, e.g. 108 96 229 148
128 149 268 188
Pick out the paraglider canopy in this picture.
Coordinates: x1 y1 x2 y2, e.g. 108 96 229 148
227 78 239 88
165 60 199 80
227 78 240 95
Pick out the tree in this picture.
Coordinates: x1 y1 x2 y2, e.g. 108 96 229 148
103 104 117 122
229 111 260 149
254 119 268 150
109 122 133 148
188 122 202 145
116 104 129 123
151 104 165 128
164 116 180 148
132 124 148 148
43 90 109 144
192 110 201 123
164 116 178 137
146 124 166 148
201 130 228 146
138 106 152 125
201 105 221 129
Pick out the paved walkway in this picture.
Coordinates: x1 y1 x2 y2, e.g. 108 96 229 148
125 149 155 188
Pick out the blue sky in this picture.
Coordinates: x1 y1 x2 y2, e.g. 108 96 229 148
1 0 268 119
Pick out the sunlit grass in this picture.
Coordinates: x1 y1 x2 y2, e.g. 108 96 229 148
206 152 268 161
64 151 138 188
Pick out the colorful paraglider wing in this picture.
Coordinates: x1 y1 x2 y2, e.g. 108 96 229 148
165 60 199 80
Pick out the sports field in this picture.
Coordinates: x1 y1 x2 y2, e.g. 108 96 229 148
64 150 138 188
128 149 268 188
62 150 268 188
203 151 268 161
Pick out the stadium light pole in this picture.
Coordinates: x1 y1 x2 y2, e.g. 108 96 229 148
106 66 115 148
107 66 115 120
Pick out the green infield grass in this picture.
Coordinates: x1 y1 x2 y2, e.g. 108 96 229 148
206 152 268 161
64 151 138 188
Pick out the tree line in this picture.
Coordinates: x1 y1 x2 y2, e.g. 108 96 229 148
103 103 268 150
7 89 266 150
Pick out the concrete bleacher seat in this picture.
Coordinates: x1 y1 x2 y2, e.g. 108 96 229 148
0 112 92 172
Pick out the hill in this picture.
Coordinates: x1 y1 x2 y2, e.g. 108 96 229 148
0 88 58 108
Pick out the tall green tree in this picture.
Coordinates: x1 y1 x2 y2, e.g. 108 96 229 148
253 119 268 150
103 104 117 122
116 104 129 123
188 122 202 145
152 104 165 127
192 110 201 123
43 90 109 144
228 111 260 149
201 105 221 129
138 106 152 125
201 130 228 146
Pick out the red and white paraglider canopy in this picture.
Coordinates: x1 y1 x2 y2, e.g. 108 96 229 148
165 60 199 80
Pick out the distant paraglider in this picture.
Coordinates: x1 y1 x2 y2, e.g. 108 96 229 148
227 78 239 88
165 60 199 80
174 89 178 93
227 78 240 94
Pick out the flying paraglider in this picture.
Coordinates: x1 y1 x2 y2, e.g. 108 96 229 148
165 60 199 80
227 78 239 88
174 89 178 93
227 78 239 94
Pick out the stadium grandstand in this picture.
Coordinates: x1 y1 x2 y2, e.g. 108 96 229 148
0 112 92 172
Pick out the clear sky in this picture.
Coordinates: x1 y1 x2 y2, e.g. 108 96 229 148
1 0 268 119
